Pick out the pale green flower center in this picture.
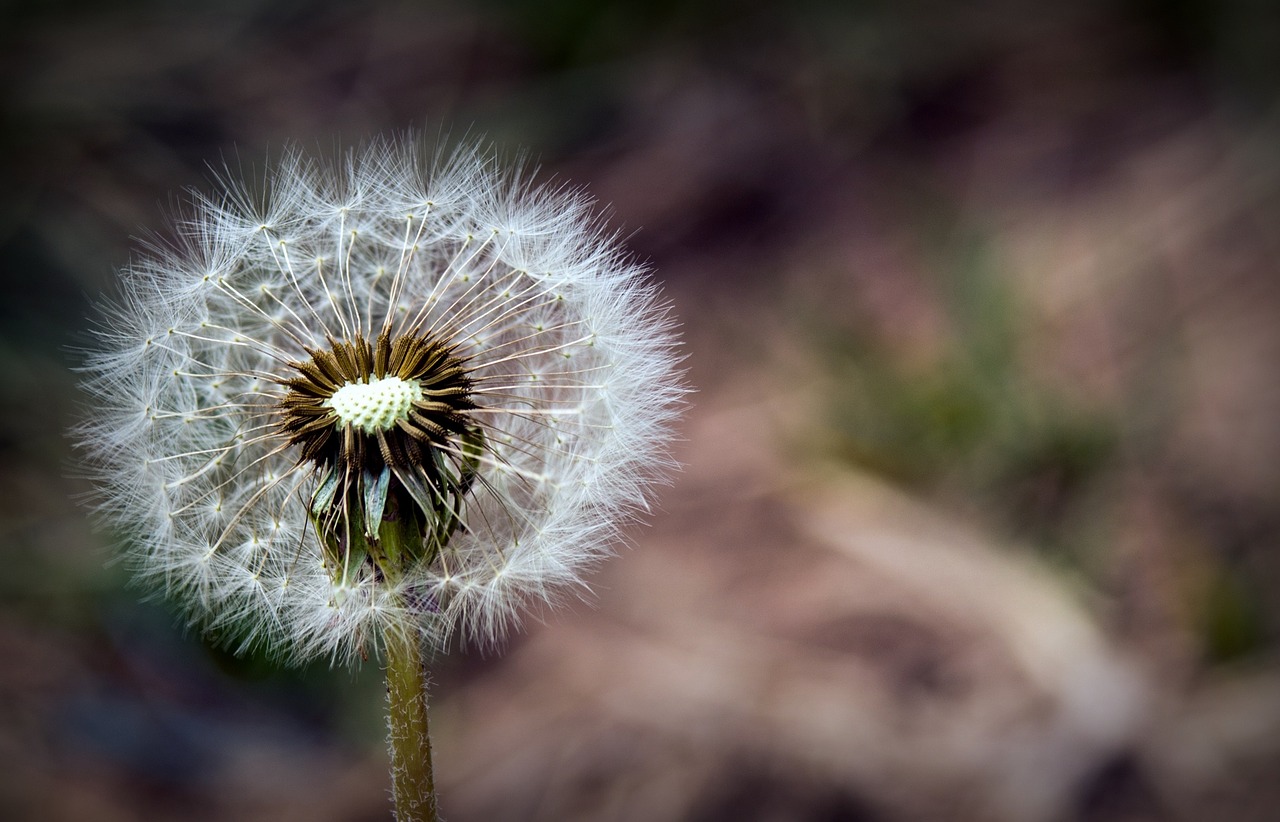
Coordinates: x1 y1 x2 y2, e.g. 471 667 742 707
325 376 424 433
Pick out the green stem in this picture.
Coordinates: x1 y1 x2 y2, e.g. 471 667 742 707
386 628 439 822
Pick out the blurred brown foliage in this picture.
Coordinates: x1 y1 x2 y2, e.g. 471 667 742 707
2 0 1279 819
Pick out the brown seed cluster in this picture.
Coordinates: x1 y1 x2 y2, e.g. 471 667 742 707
276 332 477 483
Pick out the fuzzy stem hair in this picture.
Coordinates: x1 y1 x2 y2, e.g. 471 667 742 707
386 623 438 822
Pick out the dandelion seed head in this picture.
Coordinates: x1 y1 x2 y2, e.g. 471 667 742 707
78 135 683 664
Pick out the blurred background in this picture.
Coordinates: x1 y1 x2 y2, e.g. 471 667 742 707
3 0 1280 819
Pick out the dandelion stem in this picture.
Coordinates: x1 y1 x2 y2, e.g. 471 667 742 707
386 624 439 822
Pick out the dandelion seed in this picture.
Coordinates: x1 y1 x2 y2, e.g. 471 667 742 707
76 135 683 820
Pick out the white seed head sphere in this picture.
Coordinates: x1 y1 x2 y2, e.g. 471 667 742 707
78 137 683 664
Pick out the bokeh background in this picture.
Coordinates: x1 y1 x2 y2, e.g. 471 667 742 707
3 0 1280 819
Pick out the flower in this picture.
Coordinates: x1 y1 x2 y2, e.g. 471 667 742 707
78 137 683 664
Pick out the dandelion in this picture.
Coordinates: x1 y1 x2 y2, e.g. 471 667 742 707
77 136 683 820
